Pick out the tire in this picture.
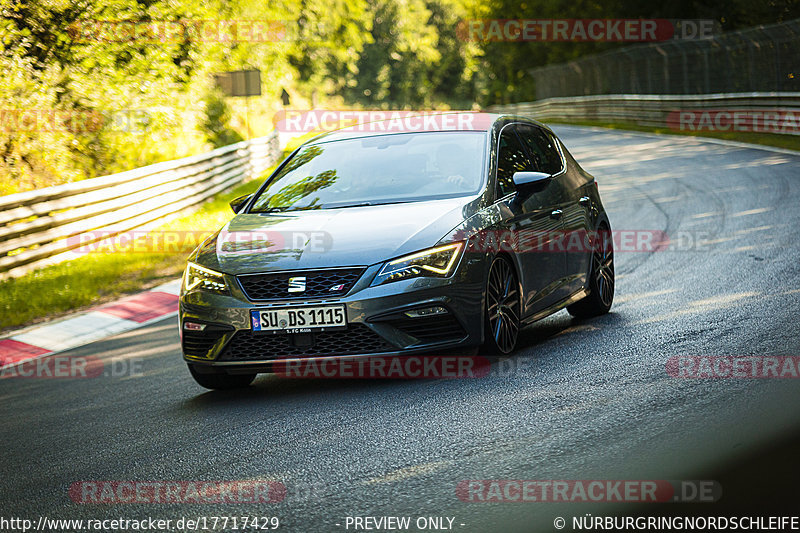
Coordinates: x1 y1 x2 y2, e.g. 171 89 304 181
568 224 614 318
481 255 521 355
188 364 256 390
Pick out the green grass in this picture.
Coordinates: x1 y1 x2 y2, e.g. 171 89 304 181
0 178 266 333
548 119 800 152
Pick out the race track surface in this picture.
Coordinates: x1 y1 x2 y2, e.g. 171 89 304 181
3 127 799 532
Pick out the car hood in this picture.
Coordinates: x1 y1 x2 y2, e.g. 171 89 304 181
191 197 479 275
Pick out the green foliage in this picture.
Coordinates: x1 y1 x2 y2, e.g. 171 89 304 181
2 0 798 193
0 0 224 193
341 0 477 108
201 90 244 148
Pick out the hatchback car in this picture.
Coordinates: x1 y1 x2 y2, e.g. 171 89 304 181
180 113 613 389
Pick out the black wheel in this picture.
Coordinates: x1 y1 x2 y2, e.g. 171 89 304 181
482 255 521 355
568 225 614 318
188 364 256 390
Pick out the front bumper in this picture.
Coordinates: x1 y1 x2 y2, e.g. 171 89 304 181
179 257 486 372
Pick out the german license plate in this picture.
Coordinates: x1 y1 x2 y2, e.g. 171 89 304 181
250 305 347 334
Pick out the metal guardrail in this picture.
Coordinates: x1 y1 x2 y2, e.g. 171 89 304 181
488 92 800 133
0 133 280 279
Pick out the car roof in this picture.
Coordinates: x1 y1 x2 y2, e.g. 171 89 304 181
302 112 552 146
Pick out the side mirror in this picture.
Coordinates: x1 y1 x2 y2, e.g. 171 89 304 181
229 194 253 214
512 171 552 190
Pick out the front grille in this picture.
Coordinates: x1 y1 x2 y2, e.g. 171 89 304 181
182 324 234 357
237 268 365 301
383 314 466 343
218 324 393 360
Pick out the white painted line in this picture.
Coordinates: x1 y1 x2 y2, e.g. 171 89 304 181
12 312 138 352
0 310 179 371
154 278 182 296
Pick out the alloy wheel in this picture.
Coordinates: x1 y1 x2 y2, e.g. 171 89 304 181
486 257 520 354
594 233 615 308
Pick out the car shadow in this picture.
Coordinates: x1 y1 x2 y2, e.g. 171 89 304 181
515 309 624 351
180 310 626 410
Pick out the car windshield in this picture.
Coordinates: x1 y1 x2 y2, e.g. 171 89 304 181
249 131 486 212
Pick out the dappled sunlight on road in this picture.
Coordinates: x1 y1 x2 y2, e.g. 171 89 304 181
731 207 773 217
636 292 760 325
718 155 793 169
613 288 677 305
733 225 773 235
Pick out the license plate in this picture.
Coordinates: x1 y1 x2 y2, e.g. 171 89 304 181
250 305 347 334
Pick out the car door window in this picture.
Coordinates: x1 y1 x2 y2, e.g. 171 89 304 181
496 127 534 197
516 124 563 175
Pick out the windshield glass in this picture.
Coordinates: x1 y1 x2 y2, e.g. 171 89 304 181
249 131 486 212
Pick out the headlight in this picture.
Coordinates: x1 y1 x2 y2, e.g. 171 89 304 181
183 262 228 294
372 242 464 286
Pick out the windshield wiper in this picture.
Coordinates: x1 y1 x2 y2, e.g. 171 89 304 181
323 201 409 209
253 206 292 214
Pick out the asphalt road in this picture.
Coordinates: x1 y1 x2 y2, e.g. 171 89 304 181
3 127 800 532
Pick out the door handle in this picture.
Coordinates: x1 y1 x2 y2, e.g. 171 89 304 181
579 196 591 206
550 209 563 220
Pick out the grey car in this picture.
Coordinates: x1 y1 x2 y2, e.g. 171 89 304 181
180 113 613 389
